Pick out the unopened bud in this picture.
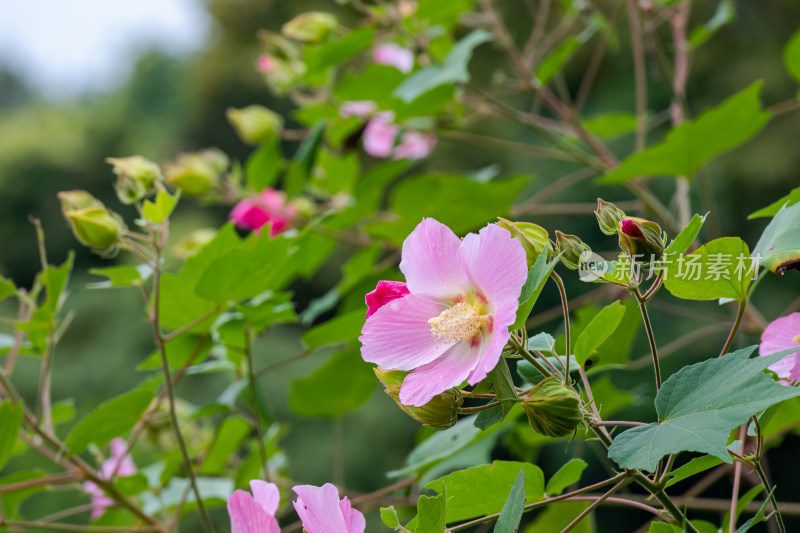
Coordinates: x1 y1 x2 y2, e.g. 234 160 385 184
497 218 550 267
522 377 583 438
595 198 626 236
163 148 229 196
106 155 162 205
58 191 126 251
282 12 338 43
375 368 462 430
257 32 306 95
618 217 665 261
226 105 284 146
555 231 591 270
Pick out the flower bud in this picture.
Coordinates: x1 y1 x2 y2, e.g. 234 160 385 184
282 12 338 43
256 32 306 95
58 191 126 251
555 231 591 270
163 148 228 196
106 156 162 205
226 105 284 146
522 377 583 438
374 368 462 430
618 217 665 261
497 218 550 267
595 198 626 236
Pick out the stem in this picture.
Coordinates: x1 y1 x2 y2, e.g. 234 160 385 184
245 326 269 481
592 420 647 427
458 401 502 414
511 335 554 379
627 0 648 153
0 521 158 532
150 245 214 533
753 460 787 533
561 478 631 533
550 272 571 382
719 299 747 357
635 288 662 390
729 427 746 533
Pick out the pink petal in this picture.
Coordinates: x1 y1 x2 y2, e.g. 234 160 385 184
228 490 280 533
257 55 274 74
363 115 399 158
760 312 800 384
467 300 518 384
373 44 415 73
460 224 528 305
392 132 437 160
365 281 410 318
250 480 281 516
293 484 349 533
360 294 448 370
399 218 469 301
340 100 377 118
339 497 366 533
230 199 271 231
399 338 484 406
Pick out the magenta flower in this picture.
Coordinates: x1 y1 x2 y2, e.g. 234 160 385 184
230 188 297 237
373 44 414 73
760 312 800 385
362 112 399 158
366 280 410 318
292 483 365 533
256 55 274 74
228 480 281 533
360 219 528 406
339 100 377 118
83 438 137 520
393 131 437 160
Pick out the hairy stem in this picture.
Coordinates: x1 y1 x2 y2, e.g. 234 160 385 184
635 288 662 390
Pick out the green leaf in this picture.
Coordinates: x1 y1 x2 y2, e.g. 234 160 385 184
475 358 519 429
752 201 800 274
663 237 753 301
535 38 580 86
599 82 770 183
381 506 401 529
574 301 626 365
289 347 375 417
665 213 706 257
688 0 735 49
512 251 559 330
305 27 373 73
142 189 179 224
394 30 492 102
493 471 526 533
784 28 800 84
66 380 157 454
0 275 16 300
583 112 638 139
0 401 23 471
313 148 359 194
749 185 800 218
1 470 47 519
590 377 635 419
200 416 251 475
517 355 579 384
301 310 365 351
245 138 283 190
734 489 772 533
89 265 149 288
545 459 587 495
335 65 405 105
607 346 800 472
416 0 476 29
416 490 447 533
425 461 545 523
664 455 724 488
648 524 681 533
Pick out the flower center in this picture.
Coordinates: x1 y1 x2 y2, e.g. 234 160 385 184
429 302 481 344
793 334 800 344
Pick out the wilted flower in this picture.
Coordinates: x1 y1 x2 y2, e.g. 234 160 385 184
760 312 800 385
373 44 415 73
230 188 297 237
227 105 284 145
227 480 281 533
360 219 528 406
83 439 137 520
293 484 365 533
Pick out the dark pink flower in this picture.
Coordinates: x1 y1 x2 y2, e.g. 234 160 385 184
760 312 800 385
366 281 410 318
83 439 137 520
393 131 437 160
292 484 365 533
620 218 645 239
228 480 281 533
362 113 399 158
373 44 414 73
230 188 297 237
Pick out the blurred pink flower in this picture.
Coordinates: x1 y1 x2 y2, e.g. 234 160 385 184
83 439 137 520
366 281 410 318
230 188 297 237
228 480 281 533
362 113 399 158
256 55 274 74
360 219 527 406
373 44 414 73
393 131 437 160
339 100 377 118
292 484 365 533
760 312 800 385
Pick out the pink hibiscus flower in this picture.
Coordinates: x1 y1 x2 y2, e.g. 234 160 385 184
760 312 800 385
228 480 281 533
339 100 377 118
372 44 414 73
230 188 297 237
393 131 437 160
292 483 365 533
83 438 137 520
362 112 399 158
360 219 528 406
